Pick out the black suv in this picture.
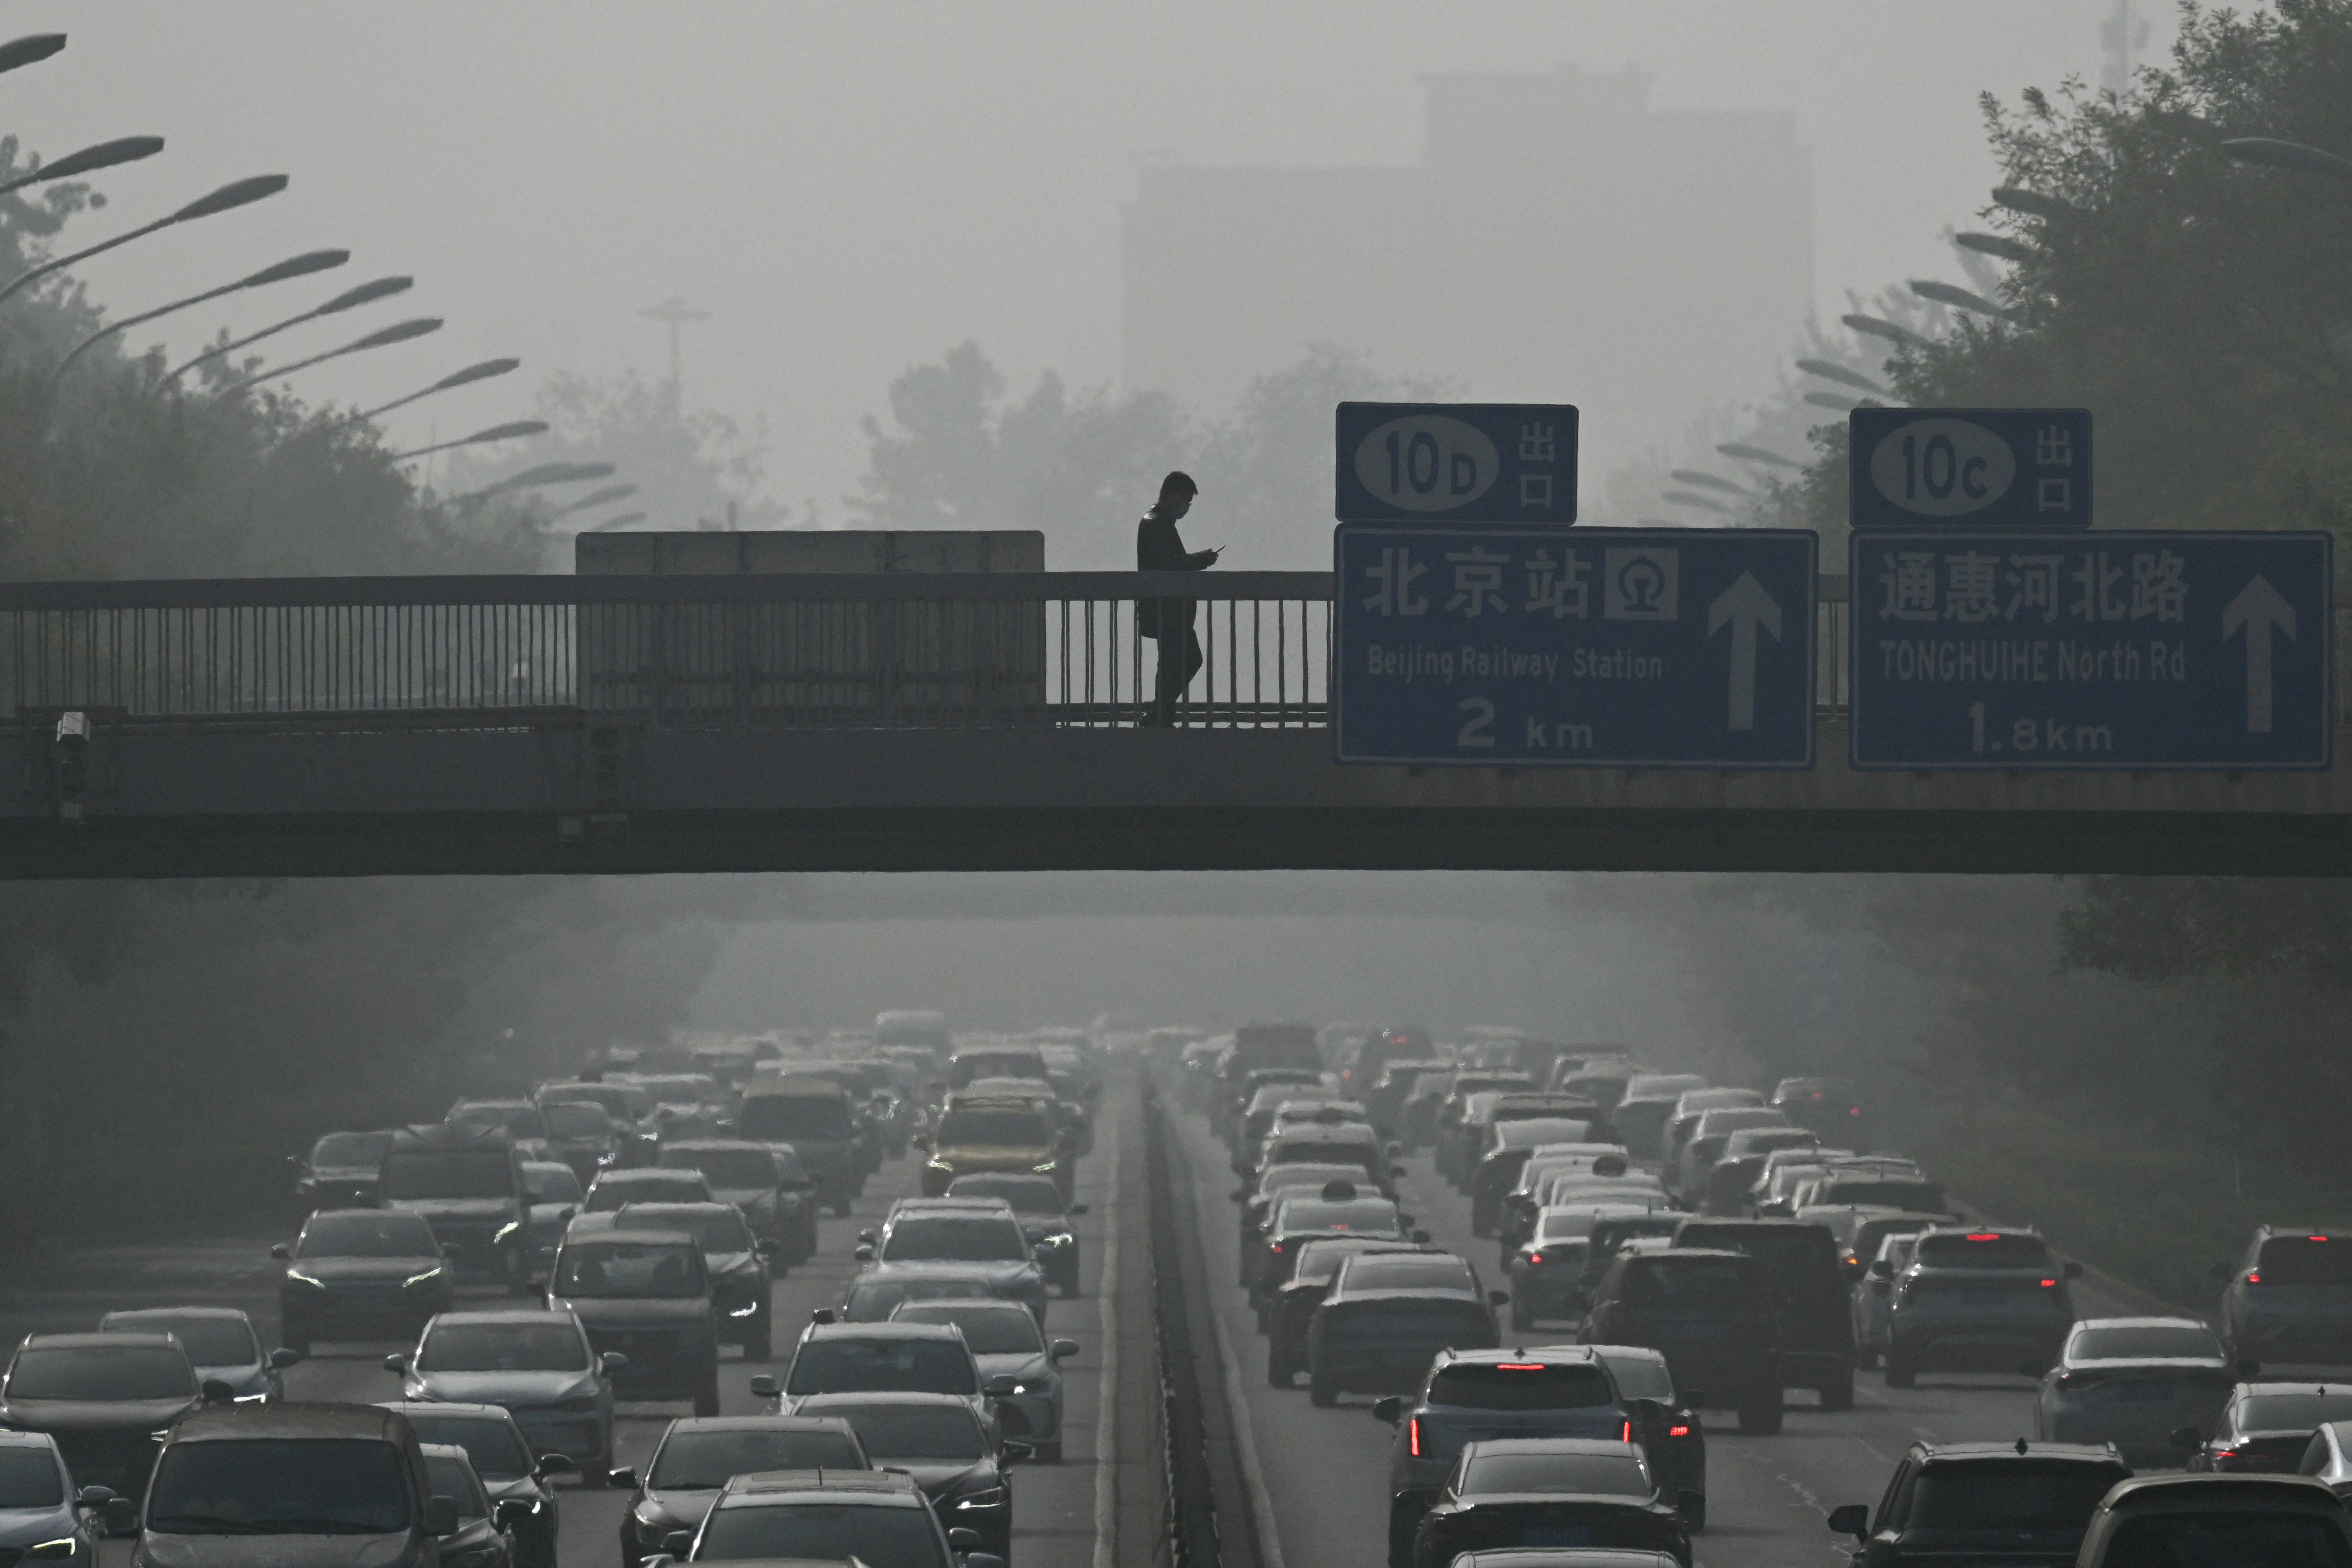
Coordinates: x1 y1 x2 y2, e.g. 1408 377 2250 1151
1827 1439 2131 1568
378 1123 530 1285
1582 1246 1783 1434
1671 1218 1857 1409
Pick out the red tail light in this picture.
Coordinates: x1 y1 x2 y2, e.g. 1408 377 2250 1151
1848 1106 1861 1116
1496 1364 1546 1371
2041 1279 2058 1288
1410 1417 1422 1458
1667 1425 1690 1438
1527 1252 1543 1265
1967 1233 2000 1242
1620 1420 1633 1442
2247 1271 2262 1284
2313 1236 2332 1243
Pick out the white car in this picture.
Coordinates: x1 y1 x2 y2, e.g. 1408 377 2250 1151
2032 1316 2232 1466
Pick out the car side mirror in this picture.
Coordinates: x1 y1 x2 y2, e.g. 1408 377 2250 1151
1827 1503 1869 1540
811 1308 837 1326
947 1528 989 1552
2064 1261 2084 1280
1052 1339 1080 1360
1488 1291 1510 1307
1398 1214 1416 1228
854 1244 875 1262
269 1348 303 1370
600 1352 630 1374
535 1453 577 1478
200 1378 236 1404
383 1354 408 1375
269 1243 291 1261
2172 1426 2204 1450
1001 1440 1034 1465
1410 1230 1432 1246
983 1373 1019 1397
424 1496 461 1537
756 1240 779 1258
750 1374 781 1398
75 1487 114 1511
1372 1395 1404 1425
494 1498 534 1531
103 1498 136 1536
1627 1397 1667 1420
859 1229 878 1245
662 1530 696 1556
1069 1203 1089 1216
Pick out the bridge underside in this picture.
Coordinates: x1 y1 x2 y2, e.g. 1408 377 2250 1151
1 724 2345 878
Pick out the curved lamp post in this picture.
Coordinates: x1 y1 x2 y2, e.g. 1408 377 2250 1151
360 357 520 420
1795 358 1887 395
1668 469 1749 497
391 419 547 462
2220 137 2352 182
0 34 66 76
0 173 288 310
1841 312 1933 352
1911 279 2005 317
0 134 164 200
549 483 639 519
1717 442 1804 470
163 273 412 384
214 316 441 399
53 248 347 383
584 510 648 533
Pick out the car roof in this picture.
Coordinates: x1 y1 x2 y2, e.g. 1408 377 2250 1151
2098 1473 2343 1512
1586 1344 1668 1368
614 1202 742 1220
1619 1246 1751 1266
430 1309 583 1328
716 1468 926 1502
791 1391 982 1412
100 1307 251 1325
1913 1441 2124 1464
0 1431 57 1452
380 1401 518 1421
662 1140 774 1155
24 1331 181 1352
1436 1347 1601 1369
2074 1315 2212 1332
662 1415 861 1433
893 1298 1032 1317
803 1322 966 1343
1453 1554 1677 1568
173 1401 407 1442
563 1227 697 1249
1465 1437 1639 1458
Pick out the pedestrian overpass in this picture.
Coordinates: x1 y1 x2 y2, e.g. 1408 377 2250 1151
0 569 2344 879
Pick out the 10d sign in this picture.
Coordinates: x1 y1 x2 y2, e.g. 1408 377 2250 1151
1849 407 2091 529
1335 402 1577 525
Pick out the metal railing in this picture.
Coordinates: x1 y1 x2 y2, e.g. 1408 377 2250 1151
0 572 1332 730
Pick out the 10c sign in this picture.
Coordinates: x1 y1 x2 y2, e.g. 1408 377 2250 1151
1848 407 2091 530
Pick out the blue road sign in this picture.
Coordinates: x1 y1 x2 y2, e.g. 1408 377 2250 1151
1849 407 2092 529
1335 402 1577 524
1333 524 1815 766
1849 529 2331 770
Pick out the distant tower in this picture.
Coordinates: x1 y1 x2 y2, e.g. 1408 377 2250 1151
639 297 711 394
2101 0 2151 97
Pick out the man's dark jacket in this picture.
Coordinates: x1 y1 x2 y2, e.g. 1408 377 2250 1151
1136 508 1215 638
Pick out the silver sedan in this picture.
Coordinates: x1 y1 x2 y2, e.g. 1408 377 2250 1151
2033 1316 2233 1467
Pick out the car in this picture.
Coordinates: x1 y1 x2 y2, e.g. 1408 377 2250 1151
1377 1347 1632 1568
1365 1060 1452 1144
1430 1076 1539 1177
1578 1214 1689 1306
1308 1250 1505 1407
1410 1439 1692 1568
1669 1218 1856 1409
1825 1439 2132 1568
660 1466 999 1568
381 1402 571 1568
1250 1187 1415 1316
1506 1206 1658 1332
1821 1209 1948 1291
945 1174 1087 1296
378 1123 532 1285
1793 1168 1950 1216
420 1442 523 1568
658 1142 818 1267
921 1091 1068 1201
1266 1239 1434 1387
131 1401 457 1568
97 1308 296 1404
1236 1163 1391 1281
1581 1247 1783 1434
518 1162 585 1273
892 1299 1077 1460
2034 1317 2234 1466
543 1228 722 1413
2071 1473 2352 1568
2185 1381 2352 1473
737 1077 863 1216
1607 1075 1708 1162
536 1080 658 1165
583 1168 714 1215
2218 1227 2352 1372
1853 1232 1920 1371
859 1204 1050 1324
292 1128 395 1210
273 1209 457 1356
1552 1058 1647 1111
1497 1147 1635 1258
1885 1227 2082 1388
838 1264 1013 1323
1668 1108 1794 1205
449 1099 554 1146
1586 1344 1706 1530
388 1310 621 1486
1659 1089 1765 1177
1470 1120 1611 1237
789 1393 1023 1558
1696 1128 1819 1217
1750 1150 1855 1217
610 1415 869 1568
0 1430 106 1565
534 1100 626 1186
756 1321 1000 1447
605 1202 779 1359
1770 1076 1867 1148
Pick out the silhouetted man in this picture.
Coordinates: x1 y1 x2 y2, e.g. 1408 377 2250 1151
1136 470 1219 726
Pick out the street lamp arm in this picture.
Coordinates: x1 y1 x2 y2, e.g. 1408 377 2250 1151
164 274 415 384
214 317 442 399
2221 137 2352 182
0 135 165 199
390 419 547 460
53 249 348 383
0 173 289 310
358 357 520 420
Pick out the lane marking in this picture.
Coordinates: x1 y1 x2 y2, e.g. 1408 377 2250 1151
1205 1250 1287 1568
1092 1115 1121 1568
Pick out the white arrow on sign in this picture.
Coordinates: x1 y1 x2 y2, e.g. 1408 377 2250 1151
2222 574 2296 734
1706 572 1783 732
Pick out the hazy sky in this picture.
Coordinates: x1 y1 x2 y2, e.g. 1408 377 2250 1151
8 2 2161 545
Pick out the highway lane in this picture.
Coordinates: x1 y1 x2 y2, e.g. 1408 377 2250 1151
1160 1089 2161 1568
0 1111 1134 1568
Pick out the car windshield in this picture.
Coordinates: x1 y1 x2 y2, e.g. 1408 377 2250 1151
1908 1460 2128 1530
1626 1259 1753 1308
946 1177 1064 1214
311 1132 392 1167
1270 1139 1374 1166
935 1109 1050 1146
2256 1238 2352 1286
542 1087 644 1119
147 1439 410 1536
1427 1364 1614 1411
299 1213 439 1258
739 1098 848 1141
2241 1392 2352 1431
1915 1233 2052 1269
842 1279 994 1322
1818 1180 1946 1210
649 1429 865 1489
2101 1512 2352 1568
418 1323 588 1373
451 1104 546 1139
111 1318 258 1366
399 1415 530 1478
1274 1201 1398 1233
380 1151 514 1202
820 1404 987 1461
631 1076 720 1104
9 1344 191 1402
525 1167 584 1204
2074 1325 2223 1361
698 1501 945 1568
1345 1257 1475 1292
423 1453 487 1519
664 1150 777 1189
1462 1452 1650 1497
617 1209 753 1255
586 1174 708 1211
893 1305 1044 1355
0 1448 62 1508
556 1241 706 1299
786 1339 977 1396
540 1104 611 1139
882 1217 1029 1263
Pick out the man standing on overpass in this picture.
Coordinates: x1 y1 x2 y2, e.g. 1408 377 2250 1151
1137 470 1220 727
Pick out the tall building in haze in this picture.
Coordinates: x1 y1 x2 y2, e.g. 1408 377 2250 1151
1121 65 1813 514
